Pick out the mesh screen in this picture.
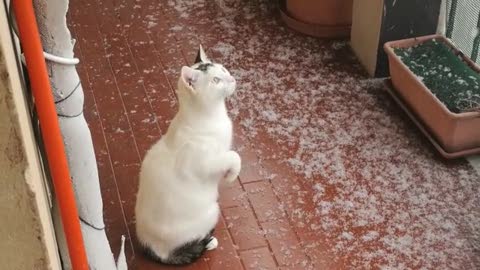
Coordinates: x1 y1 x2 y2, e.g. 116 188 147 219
446 0 480 63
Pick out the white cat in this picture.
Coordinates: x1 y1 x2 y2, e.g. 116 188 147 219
134 45 241 265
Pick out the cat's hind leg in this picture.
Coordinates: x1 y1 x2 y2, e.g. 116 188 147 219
144 230 217 265
149 239 207 265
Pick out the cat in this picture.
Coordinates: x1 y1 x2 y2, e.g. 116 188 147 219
134 45 241 265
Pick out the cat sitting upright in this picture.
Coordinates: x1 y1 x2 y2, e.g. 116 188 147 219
134 45 241 265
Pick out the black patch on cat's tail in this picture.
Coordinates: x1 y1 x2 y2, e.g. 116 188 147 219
142 230 215 265
164 239 209 265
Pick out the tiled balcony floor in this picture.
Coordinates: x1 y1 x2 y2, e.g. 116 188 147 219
68 0 480 269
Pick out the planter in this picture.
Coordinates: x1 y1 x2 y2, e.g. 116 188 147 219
384 34 480 157
279 0 353 38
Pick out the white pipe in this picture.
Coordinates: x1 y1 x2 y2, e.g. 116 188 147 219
43 51 79 65
30 0 127 269
8 1 79 65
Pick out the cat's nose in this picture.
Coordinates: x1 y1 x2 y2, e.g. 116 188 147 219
227 76 236 84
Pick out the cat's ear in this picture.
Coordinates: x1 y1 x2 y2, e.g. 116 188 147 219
194 44 210 64
181 66 201 93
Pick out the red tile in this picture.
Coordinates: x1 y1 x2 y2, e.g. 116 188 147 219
101 34 162 157
261 159 308 197
92 0 121 33
80 56 130 134
280 190 321 237
239 162 265 184
279 264 315 270
96 100 130 135
302 240 344 270
207 230 243 270
248 128 296 160
72 8 132 135
244 181 285 222
150 29 187 85
130 256 210 270
233 127 264 183
172 25 201 64
216 214 227 231
104 130 141 168
113 164 141 220
271 175 307 198
233 130 259 163
183 259 211 270
219 180 248 209
155 106 178 133
261 219 310 267
223 206 267 250
240 247 277 270
98 168 134 261
127 31 178 111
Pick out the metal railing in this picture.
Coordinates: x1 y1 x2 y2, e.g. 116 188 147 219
446 0 480 63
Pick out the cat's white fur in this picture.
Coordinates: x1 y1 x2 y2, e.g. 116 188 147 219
135 46 241 262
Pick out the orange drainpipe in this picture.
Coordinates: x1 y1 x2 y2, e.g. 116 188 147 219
12 1 89 269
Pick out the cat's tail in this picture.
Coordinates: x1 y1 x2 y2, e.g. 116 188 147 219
143 232 215 265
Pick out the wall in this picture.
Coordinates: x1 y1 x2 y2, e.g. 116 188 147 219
351 0 384 76
351 0 441 77
0 1 61 269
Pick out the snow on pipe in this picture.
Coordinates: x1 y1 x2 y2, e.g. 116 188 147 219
8 2 79 65
9 0 127 269
42 51 79 65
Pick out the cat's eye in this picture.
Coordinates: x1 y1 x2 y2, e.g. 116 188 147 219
213 77 221 84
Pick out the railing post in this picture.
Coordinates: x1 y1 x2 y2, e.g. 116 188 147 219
471 11 480 62
446 0 457 38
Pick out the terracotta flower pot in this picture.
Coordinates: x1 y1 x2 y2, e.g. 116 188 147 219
279 0 353 38
384 34 480 157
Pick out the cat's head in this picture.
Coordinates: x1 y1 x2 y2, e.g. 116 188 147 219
177 45 236 106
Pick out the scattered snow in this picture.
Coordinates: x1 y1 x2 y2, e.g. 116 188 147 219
147 21 158 29
145 0 480 269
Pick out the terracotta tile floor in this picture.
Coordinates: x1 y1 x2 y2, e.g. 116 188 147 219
68 0 480 269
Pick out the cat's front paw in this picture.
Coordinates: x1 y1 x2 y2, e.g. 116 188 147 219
224 151 241 183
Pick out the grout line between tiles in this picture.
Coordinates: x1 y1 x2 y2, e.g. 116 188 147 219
236 171 281 267
69 16 135 257
121 34 163 135
88 0 145 257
